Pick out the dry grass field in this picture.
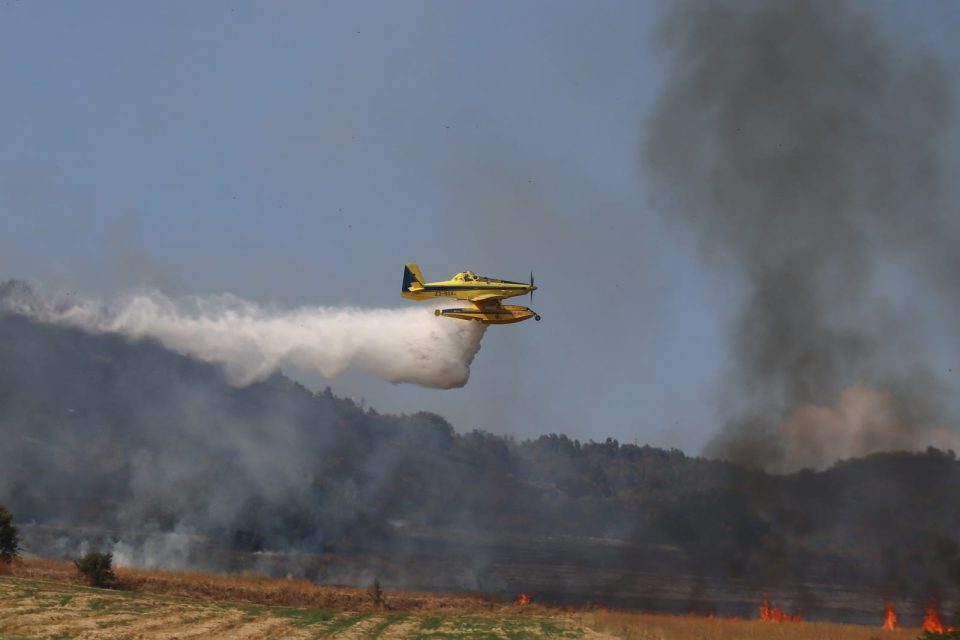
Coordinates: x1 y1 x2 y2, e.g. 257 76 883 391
0 558 929 639
4 558 515 615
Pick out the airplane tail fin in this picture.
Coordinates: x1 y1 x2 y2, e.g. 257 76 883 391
402 263 425 291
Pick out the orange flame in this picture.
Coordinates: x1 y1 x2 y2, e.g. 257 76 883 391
882 602 901 631
922 607 946 634
515 594 531 606
758 596 802 623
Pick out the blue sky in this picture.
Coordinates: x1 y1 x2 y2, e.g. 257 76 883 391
2 1 958 453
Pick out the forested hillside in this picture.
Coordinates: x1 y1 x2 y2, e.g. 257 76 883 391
1 306 958 617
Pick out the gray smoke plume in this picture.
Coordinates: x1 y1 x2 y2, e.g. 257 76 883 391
644 0 959 471
0 280 485 389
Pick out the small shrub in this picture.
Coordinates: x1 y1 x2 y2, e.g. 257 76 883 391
0 504 20 563
368 577 386 608
74 552 117 588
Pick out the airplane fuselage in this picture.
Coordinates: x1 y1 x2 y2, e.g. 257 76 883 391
401 280 531 302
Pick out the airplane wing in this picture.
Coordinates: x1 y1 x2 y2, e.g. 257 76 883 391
468 293 506 305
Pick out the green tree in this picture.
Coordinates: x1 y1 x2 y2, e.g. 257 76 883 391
74 552 117 588
0 504 20 563
368 577 386 608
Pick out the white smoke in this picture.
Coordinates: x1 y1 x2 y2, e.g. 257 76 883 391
2 284 486 389
109 530 193 570
780 383 960 472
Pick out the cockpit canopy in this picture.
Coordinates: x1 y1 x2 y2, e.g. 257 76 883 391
454 271 481 282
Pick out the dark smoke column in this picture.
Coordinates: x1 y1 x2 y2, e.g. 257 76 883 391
643 0 956 470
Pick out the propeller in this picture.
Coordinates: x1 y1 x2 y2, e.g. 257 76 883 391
530 271 535 304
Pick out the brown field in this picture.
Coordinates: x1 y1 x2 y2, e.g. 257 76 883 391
0 558 928 639
578 610 919 640
4 557 517 614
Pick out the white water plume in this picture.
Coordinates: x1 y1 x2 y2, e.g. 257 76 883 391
1 283 486 389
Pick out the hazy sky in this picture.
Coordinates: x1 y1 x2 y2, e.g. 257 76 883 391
2 1 959 453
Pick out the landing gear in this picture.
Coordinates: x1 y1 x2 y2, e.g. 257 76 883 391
534 314 541 321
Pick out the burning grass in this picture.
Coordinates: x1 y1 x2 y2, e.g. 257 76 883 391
884 603 902 631
579 609 918 640
759 594 803 623
922 605 959 635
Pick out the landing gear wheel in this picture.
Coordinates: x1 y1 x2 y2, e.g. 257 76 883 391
534 314 541 321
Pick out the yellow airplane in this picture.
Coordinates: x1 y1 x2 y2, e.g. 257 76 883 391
401 263 540 324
